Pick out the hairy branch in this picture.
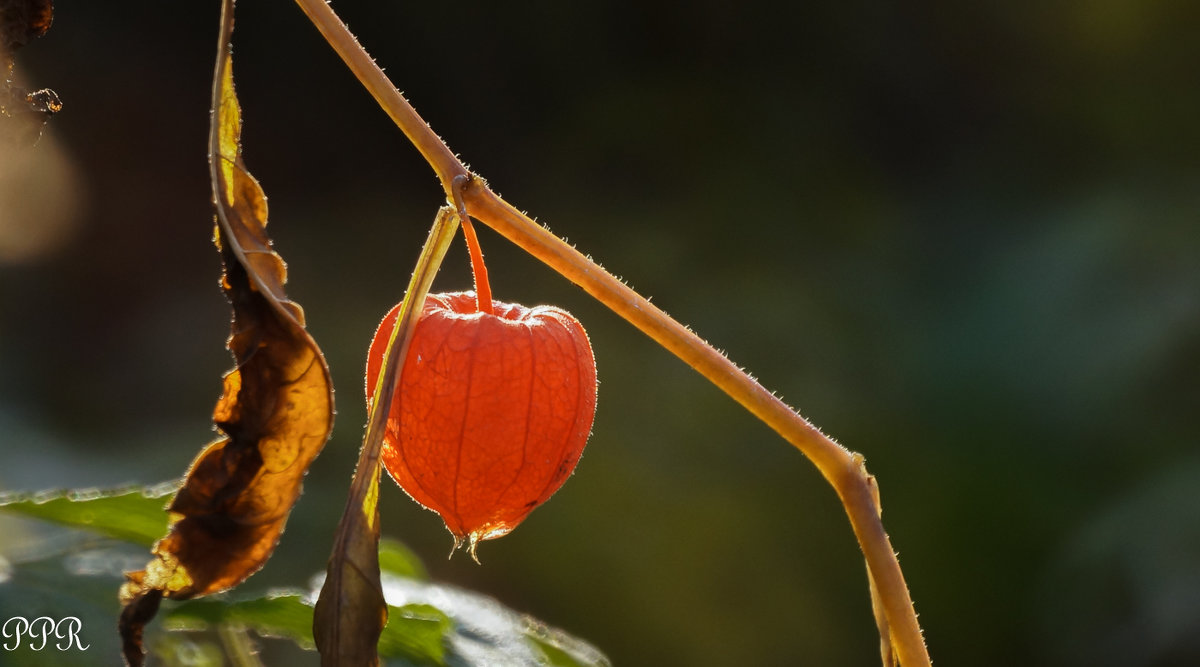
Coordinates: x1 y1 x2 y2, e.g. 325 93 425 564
293 1 929 664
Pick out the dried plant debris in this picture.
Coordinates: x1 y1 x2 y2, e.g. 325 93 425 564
117 2 334 665
1 0 60 145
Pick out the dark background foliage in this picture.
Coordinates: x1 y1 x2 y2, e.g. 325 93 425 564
2 1 1198 664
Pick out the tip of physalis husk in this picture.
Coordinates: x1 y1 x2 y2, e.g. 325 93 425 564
466 533 482 564
448 532 484 564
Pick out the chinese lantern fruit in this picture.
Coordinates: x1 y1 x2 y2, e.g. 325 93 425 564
366 290 597 558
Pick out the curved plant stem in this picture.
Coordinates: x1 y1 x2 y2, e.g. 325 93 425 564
463 185 927 667
460 216 494 315
294 1 929 665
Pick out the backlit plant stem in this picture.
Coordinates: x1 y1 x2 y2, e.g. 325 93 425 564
460 216 495 315
294 1 929 665
463 185 926 667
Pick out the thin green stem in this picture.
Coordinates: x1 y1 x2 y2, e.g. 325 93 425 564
294 1 929 664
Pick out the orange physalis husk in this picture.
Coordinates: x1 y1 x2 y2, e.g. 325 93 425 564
367 290 597 560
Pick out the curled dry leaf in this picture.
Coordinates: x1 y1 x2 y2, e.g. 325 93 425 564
118 1 333 665
313 206 461 667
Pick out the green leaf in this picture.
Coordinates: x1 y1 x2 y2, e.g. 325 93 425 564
523 619 612 667
378 573 610 667
128 537 609 667
168 593 451 665
378 603 450 665
0 482 176 546
166 591 317 649
378 538 430 581
152 567 609 666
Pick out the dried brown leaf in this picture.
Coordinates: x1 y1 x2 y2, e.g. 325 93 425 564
118 1 333 664
313 207 460 666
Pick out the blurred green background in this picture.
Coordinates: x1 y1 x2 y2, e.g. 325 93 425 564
2 1 1198 665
